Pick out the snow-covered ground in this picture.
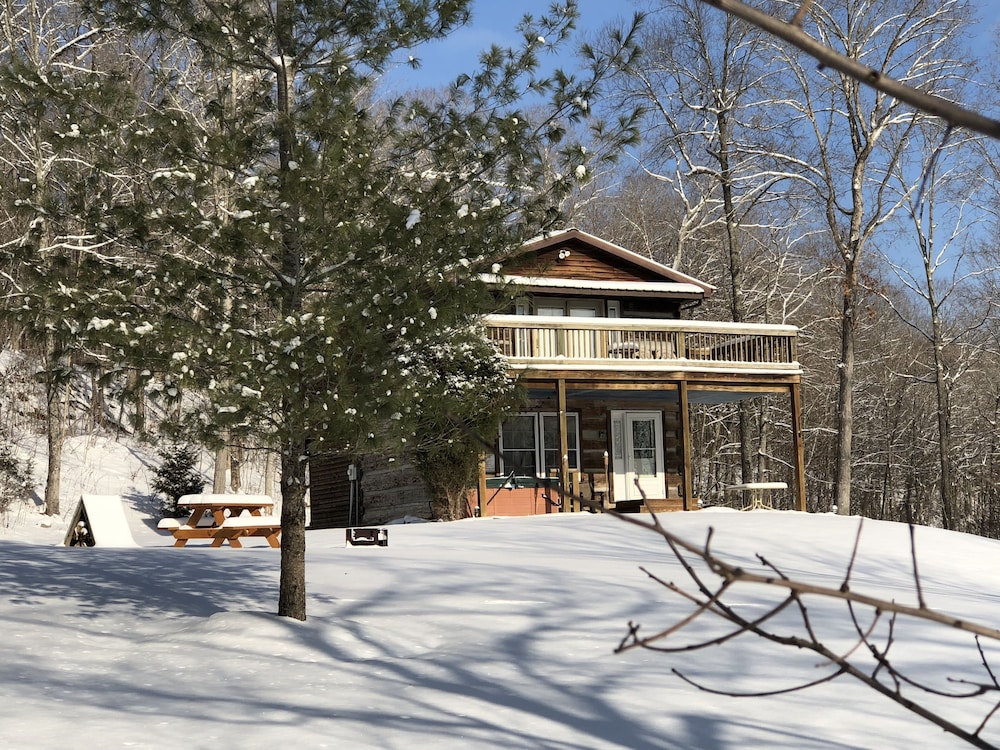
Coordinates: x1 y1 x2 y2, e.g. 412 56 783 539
3 434 999 748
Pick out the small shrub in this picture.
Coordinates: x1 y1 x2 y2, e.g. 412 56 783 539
152 443 206 516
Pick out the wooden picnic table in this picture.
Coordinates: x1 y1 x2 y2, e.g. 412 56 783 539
159 494 281 548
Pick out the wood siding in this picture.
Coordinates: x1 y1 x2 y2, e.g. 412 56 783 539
506 239 667 283
355 457 432 525
309 455 433 528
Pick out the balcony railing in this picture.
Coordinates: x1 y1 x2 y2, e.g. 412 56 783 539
484 314 799 373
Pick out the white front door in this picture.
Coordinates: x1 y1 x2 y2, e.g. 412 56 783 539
611 411 666 502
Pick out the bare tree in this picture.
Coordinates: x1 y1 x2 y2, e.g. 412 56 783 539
879 120 995 529
697 0 1000 140
741 0 973 516
576 169 689 268
602 0 807 484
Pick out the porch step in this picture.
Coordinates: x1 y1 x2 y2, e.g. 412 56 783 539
615 498 685 514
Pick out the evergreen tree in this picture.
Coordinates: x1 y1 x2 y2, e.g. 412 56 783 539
80 0 640 619
0 435 34 518
152 443 207 516
406 326 523 521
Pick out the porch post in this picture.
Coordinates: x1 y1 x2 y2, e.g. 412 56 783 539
477 454 487 518
557 378 571 511
790 383 807 512
679 380 694 510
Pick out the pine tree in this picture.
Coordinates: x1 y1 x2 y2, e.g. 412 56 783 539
152 444 207 516
407 326 523 521
0 435 34 518
80 0 641 619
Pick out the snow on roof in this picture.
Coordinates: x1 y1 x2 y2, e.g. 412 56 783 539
495 274 709 298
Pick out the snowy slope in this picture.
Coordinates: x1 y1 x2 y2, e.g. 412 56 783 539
1 438 998 748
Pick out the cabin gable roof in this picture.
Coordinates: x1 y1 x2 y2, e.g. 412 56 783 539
498 228 715 300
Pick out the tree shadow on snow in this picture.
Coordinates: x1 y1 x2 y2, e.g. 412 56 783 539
253 561 872 750
0 541 279 623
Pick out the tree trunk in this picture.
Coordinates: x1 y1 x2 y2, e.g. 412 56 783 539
914 173 957 531
213 442 228 493
716 106 754 484
834 261 857 515
90 371 105 430
264 448 275 497
927 274 955 530
278 437 308 621
934 371 954 529
44 366 69 517
129 368 146 436
230 444 243 493
274 0 307 620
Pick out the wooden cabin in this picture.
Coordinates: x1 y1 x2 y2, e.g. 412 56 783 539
308 229 805 527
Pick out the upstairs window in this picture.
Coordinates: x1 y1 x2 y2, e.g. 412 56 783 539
513 297 606 317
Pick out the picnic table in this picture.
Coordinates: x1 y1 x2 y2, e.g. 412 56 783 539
158 494 281 548
725 482 788 511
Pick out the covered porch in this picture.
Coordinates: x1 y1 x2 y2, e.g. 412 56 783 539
478 315 806 515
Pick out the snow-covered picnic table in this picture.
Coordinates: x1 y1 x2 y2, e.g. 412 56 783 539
157 494 281 548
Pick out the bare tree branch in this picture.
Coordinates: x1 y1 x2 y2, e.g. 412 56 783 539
697 0 1000 140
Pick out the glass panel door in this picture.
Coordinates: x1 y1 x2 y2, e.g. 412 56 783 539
568 303 598 358
631 418 656 476
535 304 564 356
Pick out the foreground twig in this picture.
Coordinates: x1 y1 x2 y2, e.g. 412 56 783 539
697 0 1000 140
617 496 1000 749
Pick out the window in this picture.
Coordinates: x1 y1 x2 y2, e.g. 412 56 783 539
499 412 580 477
513 297 606 316
500 415 537 476
542 414 579 475
536 304 566 317
567 301 599 317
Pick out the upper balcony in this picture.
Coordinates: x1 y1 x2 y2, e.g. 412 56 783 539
484 314 801 376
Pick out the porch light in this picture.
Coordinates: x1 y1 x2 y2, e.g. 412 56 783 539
501 471 519 490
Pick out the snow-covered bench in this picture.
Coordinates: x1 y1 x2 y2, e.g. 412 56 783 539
157 496 279 548
211 515 282 548
157 516 220 547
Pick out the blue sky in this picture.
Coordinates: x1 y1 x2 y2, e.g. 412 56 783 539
383 0 627 91
383 0 1000 93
